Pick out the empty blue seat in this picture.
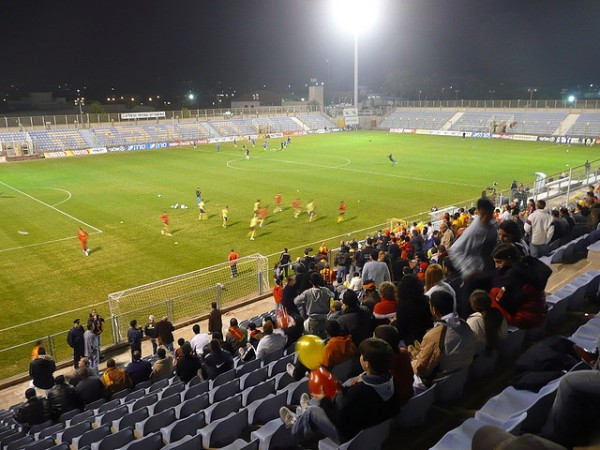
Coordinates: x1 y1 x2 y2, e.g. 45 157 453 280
318 418 391 450
199 409 249 448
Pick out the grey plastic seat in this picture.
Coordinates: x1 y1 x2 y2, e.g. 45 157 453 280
394 384 437 428
434 367 470 403
37 422 64 439
235 358 261 378
135 407 176 436
123 389 145 404
6 435 35 450
98 404 128 427
246 391 288 425
161 381 184 400
318 418 391 450
29 419 54 436
115 431 164 450
90 426 135 450
267 353 295 377
58 420 92 444
22 437 56 450
58 408 81 424
211 367 236 389
219 438 259 450
134 380 152 391
97 399 121 415
160 411 205 444
183 379 209 400
241 379 276 406
69 409 95 426
174 392 209 419
153 393 181 414
209 379 240 404
114 406 149 432
250 418 297 450
110 389 131 402
83 398 106 412
239 366 269 390
148 378 170 393
132 392 159 411
204 393 242 423
74 424 111 450
161 434 203 450
199 409 249 448
260 348 285 366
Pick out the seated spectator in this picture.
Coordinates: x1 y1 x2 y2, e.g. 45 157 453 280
327 300 343 320
394 274 433 346
360 280 380 311
29 347 56 393
73 365 104 406
69 357 94 387
174 338 187 365
101 358 133 398
498 219 529 257
13 388 48 432
490 243 550 329
348 272 363 293
151 347 174 383
225 318 248 353
247 323 263 346
337 289 373 347
424 263 456 308
411 291 476 388
373 281 398 324
175 342 202 384
190 324 210 357
202 339 234 380
126 350 152 387
255 321 287 360
46 375 80 422
467 290 507 355
374 325 413 405
321 320 358 370
279 338 399 444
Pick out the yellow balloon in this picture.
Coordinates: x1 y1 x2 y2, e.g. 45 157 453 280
296 335 325 370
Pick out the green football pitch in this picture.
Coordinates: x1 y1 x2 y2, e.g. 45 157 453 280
0 131 593 361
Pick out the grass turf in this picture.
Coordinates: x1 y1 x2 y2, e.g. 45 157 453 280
0 130 594 376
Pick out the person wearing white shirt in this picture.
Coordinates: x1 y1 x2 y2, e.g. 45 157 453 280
190 324 210 356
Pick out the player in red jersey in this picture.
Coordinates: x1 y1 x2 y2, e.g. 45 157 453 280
77 227 90 256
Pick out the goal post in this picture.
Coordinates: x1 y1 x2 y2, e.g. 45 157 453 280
108 253 270 339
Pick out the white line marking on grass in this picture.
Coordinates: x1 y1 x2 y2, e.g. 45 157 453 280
0 181 103 232
48 188 72 207
0 235 85 254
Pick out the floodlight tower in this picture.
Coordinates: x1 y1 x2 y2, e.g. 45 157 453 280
332 0 378 108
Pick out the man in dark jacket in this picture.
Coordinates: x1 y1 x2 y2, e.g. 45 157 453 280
74 371 104 406
280 338 399 444
126 351 152 387
29 347 56 392
156 316 175 353
175 342 202 383
202 339 234 380
46 375 80 421
127 320 143 360
67 319 85 369
337 289 373 347
14 388 48 431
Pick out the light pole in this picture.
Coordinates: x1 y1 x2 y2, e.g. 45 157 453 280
332 0 378 109
528 88 537 105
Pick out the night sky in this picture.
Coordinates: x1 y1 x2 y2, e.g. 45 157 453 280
2 0 600 101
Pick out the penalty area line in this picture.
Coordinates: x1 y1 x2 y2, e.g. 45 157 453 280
0 181 103 233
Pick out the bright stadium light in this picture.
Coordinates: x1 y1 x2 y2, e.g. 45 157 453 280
187 93 195 101
568 95 576 103
332 0 379 108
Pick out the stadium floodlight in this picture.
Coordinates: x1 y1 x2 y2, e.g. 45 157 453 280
568 95 576 103
187 93 195 101
332 0 379 108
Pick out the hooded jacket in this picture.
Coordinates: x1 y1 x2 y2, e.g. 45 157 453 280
320 373 398 442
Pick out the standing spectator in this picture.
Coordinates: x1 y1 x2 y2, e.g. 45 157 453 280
151 347 174 383
175 342 202 384
523 199 554 257
126 351 152 387
449 198 498 293
67 318 85 369
84 324 99 374
127 320 143 360
101 358 132 398
279 248 292 279
225 318 248 353
294 273 334 339
273 279 284 304
144 315 159 355
208 302 223 335
29 347 55 393
190 324 209 356
395 274 433 347
46 375 80 422
334 248 351 284
13 388 48 432
87 309 104 363
202 339 234 380
156 316 175 353
281 275 300 317
228 249 240 277
361 251 391 287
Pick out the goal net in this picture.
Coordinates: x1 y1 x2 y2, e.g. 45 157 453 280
108 253 270 339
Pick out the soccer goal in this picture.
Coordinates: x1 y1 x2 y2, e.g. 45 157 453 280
108 253 270 339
